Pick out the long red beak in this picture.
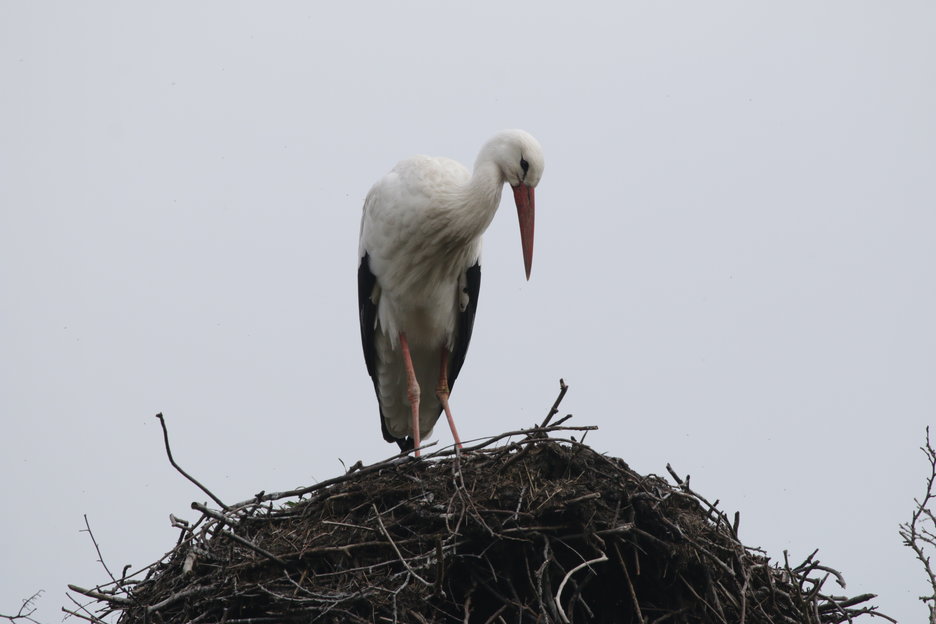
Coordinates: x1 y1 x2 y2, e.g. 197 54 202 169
512 184 535 280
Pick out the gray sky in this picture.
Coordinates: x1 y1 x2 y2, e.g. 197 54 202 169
2 2 934 622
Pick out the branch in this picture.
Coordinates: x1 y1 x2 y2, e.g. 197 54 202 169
539 378 569 428
372 504 432 587
900 426 936 623
614 543 645 624
554 552 608 623
62 593 108 624
228 424 595 509
66 585 132 607
145 586 215 614
80 515 118 587
155 413 229 510
0 591 43 624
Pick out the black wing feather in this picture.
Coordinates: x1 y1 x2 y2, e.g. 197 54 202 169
358 253 409 448
448 261 482 390
358 253 378 378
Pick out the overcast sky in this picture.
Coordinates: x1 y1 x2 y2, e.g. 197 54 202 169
2 2 934 622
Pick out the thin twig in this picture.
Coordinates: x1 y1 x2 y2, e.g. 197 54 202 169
146 586 215 614
220 529 287 567
61 593 108 624
554 552 608 623
155 413 229 510
372 504 432 587
67 585 132 606
81 515 118 587
228 426 593 508
539 378 569 428
615 543 645 624
0 591 43 624
900 426 936 624
191 502 240 526
60 607 103 624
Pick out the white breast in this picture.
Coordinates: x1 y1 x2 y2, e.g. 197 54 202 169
360 155 479 349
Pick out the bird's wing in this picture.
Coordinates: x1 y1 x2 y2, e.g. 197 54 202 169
357 252 378 378
358 252 399 445
448 260 481 390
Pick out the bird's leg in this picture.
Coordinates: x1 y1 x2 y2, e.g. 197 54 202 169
436 348 463 449
399 332 422 457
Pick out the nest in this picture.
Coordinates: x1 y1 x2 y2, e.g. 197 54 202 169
70 417 888 623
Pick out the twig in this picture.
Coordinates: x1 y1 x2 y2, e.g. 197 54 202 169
155 413 229 510
229 451 421 508
187 503 286 566
80 515 118 587
61 592 109 624
66 585 132 606
146 586 215 614
372 504 432 587
0 591 43 624
228 426 593 508
539 378 569 428
563 492 600 506
554 551 608 623
809 563 847 590
220 529 287 567
615 543 645 624
60 607 103 624
817 594 880 611
551 414 574 428
458 427 594 457
666 463 733 531
900 426 936 624
191 502 239 526
482 604 507 624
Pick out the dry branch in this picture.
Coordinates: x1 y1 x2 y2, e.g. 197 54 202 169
155 413 229 510
0 591 43 624
900 426 936 624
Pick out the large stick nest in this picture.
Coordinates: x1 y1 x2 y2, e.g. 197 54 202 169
71 419 888 623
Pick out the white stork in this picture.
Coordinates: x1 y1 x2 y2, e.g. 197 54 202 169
358 130 545 456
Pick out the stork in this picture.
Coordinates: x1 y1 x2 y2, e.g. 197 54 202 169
358 130 545 456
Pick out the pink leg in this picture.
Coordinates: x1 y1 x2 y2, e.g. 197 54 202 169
399 332 421 457
436 348 463 448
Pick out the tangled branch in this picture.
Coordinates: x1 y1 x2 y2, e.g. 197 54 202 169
0 591 44 624
900 426 936 624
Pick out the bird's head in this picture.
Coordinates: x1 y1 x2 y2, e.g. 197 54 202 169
478 129 545 280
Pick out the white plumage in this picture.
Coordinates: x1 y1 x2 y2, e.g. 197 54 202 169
358 130 544 455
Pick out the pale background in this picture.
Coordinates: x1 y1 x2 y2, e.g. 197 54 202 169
2 3 934 622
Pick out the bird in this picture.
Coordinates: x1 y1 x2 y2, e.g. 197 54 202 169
358 130 544 456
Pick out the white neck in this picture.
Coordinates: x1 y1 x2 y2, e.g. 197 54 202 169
438 160 505 246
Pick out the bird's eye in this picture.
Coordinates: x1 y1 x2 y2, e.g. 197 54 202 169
520 158 529 174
